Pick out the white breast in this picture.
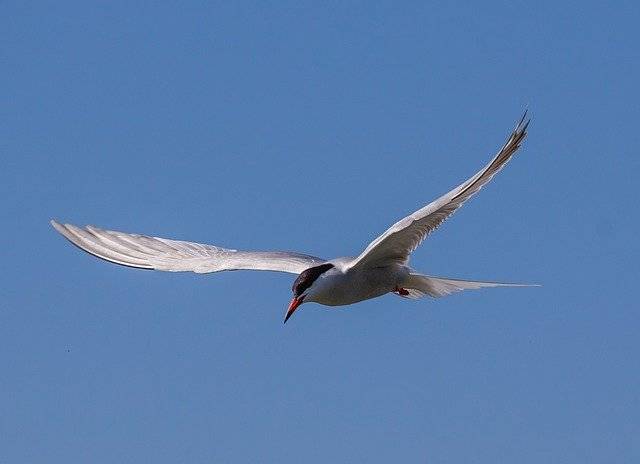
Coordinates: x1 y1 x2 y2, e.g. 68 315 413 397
306 264 410 306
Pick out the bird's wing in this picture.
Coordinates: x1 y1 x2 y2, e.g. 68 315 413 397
51 220 325 274
345 113 530 271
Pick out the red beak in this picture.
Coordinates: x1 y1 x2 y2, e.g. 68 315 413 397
284 296 303 324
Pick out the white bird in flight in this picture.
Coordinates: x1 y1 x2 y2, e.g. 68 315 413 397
52 113 535 323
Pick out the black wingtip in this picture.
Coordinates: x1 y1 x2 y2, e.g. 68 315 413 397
517 109 531 132
519 108 528 125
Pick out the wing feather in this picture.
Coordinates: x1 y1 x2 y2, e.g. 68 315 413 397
51 220 325 274
347 112 530 270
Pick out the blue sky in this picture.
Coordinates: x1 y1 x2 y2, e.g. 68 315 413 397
2 1 639 462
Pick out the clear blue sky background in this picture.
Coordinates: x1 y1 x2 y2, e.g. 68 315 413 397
2 2 639 462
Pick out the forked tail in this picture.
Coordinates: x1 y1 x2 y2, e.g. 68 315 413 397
398 272 539 299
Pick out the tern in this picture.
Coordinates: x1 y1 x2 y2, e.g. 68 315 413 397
52 113 534 323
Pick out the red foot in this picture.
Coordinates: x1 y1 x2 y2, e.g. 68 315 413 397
394 286 410 296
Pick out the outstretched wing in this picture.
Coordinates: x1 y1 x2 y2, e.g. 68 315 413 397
51 220 325 274
346 113 530 270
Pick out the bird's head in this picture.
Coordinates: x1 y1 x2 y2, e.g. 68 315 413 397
285 263 334 323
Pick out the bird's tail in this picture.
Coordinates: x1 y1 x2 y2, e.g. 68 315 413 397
398 272 539 299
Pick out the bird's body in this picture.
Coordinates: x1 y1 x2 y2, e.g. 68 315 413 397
306 260 408 306
52 113 536 322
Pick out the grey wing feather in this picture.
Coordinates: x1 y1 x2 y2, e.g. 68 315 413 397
347 112 530 270
51 220 325 274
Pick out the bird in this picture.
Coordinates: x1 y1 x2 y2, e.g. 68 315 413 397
52 112 535 323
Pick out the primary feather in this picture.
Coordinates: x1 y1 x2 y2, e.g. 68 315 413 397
50 221 325 274
347 112 530 270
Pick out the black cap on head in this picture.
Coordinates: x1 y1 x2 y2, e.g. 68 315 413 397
291 263 334 297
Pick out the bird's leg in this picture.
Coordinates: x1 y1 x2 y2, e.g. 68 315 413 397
394 286 410 296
